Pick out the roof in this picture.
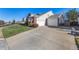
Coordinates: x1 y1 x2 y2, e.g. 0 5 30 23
39 10 53 16
29 14 39 18
36 10 54 18
48 14 59 19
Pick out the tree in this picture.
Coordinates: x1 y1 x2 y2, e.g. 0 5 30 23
27 13 31 17
25 13 31 26
25 18 28 26
36 13 40 15
66 9 78 26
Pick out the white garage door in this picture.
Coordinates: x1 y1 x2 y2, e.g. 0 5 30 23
47 18 58 26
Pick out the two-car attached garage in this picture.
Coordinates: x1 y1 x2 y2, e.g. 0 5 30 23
47 15 59 27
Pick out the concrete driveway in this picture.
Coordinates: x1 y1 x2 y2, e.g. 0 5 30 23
6 26 77 50
0 27 8 50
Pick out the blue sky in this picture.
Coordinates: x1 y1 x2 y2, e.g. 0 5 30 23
0 8 75 22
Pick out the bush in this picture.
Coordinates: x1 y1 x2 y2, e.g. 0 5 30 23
28 22 32 27
32 24 38 28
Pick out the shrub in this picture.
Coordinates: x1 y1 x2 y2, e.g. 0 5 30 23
32 24 38 28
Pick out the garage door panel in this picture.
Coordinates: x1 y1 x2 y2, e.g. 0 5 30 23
47 18 58 26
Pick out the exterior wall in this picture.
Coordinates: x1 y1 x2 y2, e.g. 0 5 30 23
47 16 58 26
37 11 54 26
31 17 37 25
77 17 79 25
58 15 64 25
27 16 37 26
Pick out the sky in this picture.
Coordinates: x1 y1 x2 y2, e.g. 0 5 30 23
0 8 75 22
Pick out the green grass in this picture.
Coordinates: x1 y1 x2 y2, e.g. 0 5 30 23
2 24 29 38
76 38 79 44
75 37 79 49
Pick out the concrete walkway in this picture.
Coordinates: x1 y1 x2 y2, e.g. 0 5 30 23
6 26 77 50
0 27 8 50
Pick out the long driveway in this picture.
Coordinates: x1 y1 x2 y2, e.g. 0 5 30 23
6 26 77 50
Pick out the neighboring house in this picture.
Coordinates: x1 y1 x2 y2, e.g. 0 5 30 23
4 21 13 26
18 22 25 25
0 20 5 26
17 18 26 25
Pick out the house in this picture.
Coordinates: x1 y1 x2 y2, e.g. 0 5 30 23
26 11 65 27
36 11 65 27
26 11 54 27
37 11 54 26
0 20 5 27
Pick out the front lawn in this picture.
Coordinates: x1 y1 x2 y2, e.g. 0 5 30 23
75 36 79 49
2 24 29 38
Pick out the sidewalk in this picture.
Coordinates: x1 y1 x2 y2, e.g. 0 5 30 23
0 27 8 50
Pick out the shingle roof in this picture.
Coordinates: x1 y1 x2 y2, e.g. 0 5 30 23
48 14 59 19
